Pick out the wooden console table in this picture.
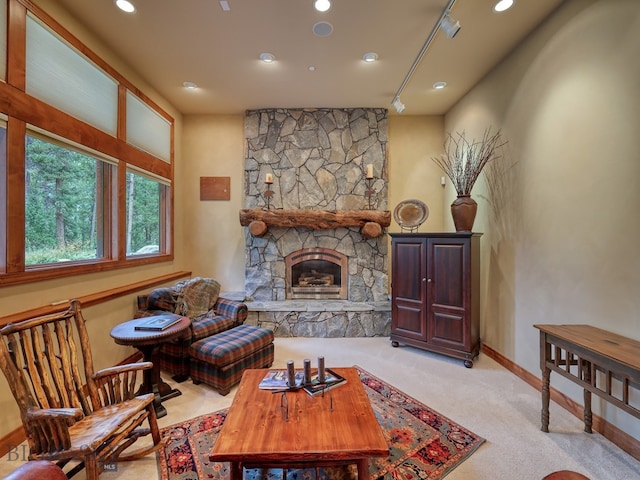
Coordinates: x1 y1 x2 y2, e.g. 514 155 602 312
535 324 640 433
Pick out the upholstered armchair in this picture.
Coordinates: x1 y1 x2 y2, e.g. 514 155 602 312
135 277 248 380
4 460 68 480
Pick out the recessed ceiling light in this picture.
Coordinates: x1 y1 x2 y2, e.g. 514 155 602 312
114 0 136 13
308 66 316 71
183 81 198 90
494 0 514 12
219 1 231 12
259 52 276 63
362 52 378 63
433 81 447 90
314 0 331 12
312 21 333 37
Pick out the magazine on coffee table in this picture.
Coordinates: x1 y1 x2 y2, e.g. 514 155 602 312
258 369 305 390
303 368 346 396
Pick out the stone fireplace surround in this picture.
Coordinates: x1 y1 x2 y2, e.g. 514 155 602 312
240 108 391 338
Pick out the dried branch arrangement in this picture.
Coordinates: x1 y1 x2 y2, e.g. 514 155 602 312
432 128 507 196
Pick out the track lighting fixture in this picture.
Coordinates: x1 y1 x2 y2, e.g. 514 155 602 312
440 13 461 39
392 98 405 114
391 0 456 114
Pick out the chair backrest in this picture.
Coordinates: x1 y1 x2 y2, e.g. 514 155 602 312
0 299 98 424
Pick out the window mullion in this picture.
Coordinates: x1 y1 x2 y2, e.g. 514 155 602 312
117 160 127 261
6 116 25 273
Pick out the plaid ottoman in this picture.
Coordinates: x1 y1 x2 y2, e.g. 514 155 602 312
189 324 275 395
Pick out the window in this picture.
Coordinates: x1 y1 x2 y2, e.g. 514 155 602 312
25 14 118 136
0 1 174 285
126 92 171 162
25 134 112 266
126 170 168 256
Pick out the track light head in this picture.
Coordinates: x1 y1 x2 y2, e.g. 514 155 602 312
440 13 461 39
392 98 405 114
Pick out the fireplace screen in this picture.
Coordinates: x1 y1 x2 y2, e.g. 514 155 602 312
285 248 348 300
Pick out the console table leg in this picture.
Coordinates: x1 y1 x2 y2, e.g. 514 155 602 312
584 389 593 433
541 366 551 432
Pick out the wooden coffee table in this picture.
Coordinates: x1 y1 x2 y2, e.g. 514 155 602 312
209 367 389 480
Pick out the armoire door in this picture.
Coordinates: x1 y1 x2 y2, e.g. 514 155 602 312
427 237 470 351
391 236 427 342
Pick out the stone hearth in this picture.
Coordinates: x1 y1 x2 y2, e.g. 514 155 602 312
244 300 391 338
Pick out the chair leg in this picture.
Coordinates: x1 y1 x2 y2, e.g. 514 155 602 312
85 455 100 480
117 405 168 461
148 402 162 445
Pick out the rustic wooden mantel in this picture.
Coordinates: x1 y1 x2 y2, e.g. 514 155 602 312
239 209 391 239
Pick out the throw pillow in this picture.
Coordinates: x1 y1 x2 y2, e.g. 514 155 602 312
174 277 221 318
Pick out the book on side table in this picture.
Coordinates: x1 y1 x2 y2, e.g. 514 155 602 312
134 314 182 331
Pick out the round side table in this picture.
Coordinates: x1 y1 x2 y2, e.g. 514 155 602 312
110 315 191 418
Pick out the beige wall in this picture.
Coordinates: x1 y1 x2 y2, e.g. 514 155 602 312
181 115 246 292
445 0 640 438
388 116 446 232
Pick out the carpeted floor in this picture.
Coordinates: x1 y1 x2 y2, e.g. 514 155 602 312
158 366 485 480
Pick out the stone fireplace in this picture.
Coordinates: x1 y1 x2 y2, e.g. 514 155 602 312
286 247 348 300
240 108 391 337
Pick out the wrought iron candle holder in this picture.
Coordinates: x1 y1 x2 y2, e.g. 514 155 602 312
364 178 376 210
264 180 274 210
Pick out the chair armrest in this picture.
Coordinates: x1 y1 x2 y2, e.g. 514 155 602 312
26 407 84 422
214 298 248 326
94 362 153 378
136 294 151 311
93 362 153 404
191 315 235 341
25 407 84 453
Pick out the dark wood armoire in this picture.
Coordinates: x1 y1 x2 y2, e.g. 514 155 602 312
390 232 481 367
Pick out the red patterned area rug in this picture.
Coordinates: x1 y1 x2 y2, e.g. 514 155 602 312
158 366 485 480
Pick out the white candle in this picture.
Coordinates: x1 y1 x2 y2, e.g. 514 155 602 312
366 164 373 179
266 173 273 184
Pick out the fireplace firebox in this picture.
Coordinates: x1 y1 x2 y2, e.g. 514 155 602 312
285 248 348 300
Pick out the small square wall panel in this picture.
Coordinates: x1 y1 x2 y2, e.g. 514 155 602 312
200 176 230 201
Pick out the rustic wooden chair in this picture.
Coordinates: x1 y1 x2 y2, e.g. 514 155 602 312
0 299 165 479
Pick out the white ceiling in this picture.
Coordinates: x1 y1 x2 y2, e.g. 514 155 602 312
49 0 564 116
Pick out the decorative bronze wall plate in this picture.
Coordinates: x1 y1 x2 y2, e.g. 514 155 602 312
393 199 429 231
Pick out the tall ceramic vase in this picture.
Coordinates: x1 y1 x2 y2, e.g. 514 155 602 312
451 195 477 232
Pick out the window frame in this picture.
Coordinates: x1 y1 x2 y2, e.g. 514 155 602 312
0 0 174 287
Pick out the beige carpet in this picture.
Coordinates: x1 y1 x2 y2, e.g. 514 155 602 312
1 337 638 479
